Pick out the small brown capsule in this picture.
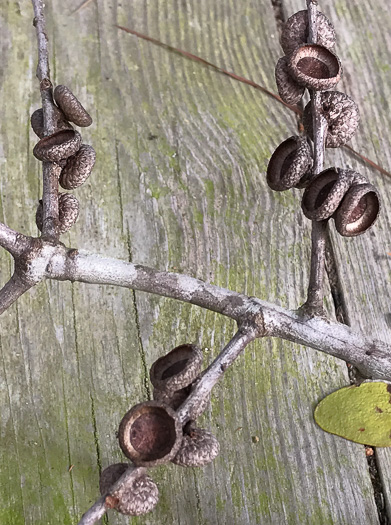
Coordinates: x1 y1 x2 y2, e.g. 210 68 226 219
275 56 305 105
118 401 183 467
54 85 92 127
303 91 360 148
288 44 341 91
99 464 159 516
281 10 336 55
59 144 96 190
267 136 313 191
301 168 380 236
150 344 203 393
30 107 73 139
334 183 380 237
172 426 220 467
36 193 79 234
33 129 82 163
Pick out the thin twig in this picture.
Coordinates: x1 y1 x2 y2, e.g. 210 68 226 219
301 2 328 316
177 326 258 424
0 274 34 314
31 0 60 240
0 223 31 257
78 466 146 525
115 24 391 180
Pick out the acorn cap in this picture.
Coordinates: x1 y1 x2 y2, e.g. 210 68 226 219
33 129 82 162
59 144 96 190
267 136 313 191
153 385 190 410
275 56 305 105
172 427 220 467
288 44 341 91
301 168 380 236
303 91 360 148
150 344 203 393
334 182 380 237
99 464 159 516
36 192 79 234
118 401 183 467
30 107 73 139
281 10 336 55
54 85 92 127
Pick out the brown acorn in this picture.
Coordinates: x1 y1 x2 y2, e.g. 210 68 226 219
54 85 92 127
33 129 82 162
172 426 220 467
288 44 341 91
99 464 159 516
267 136 313 191
301 168 380 236
118 401 183 467
150 344 203 393
59 144 96 190
36 193 79 234
30 107 73 139
303 91 360 148
281 10 336 55
275 56 305 105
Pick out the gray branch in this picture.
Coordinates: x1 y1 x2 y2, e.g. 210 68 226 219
38 246 391 381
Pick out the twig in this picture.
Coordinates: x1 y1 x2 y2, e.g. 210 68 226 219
39 247 391 380
0 223 31 257
0 274 34 314
115 25 391 180
177 326 258 424
78 466 146 525
300 2 328 316
31 0 59 239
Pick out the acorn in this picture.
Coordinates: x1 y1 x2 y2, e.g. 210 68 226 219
59 144 96 189
301 168 380 236
150 344 203 393
118 401 183 467
303 91 360 148
54 85 92 127
281 10 336 55
33 129 82 162
275 56 305 105
266 136 313 191
36 193 79 234
288 44 341 91
172 426 220 467
30 107 73 139
99 463 159 516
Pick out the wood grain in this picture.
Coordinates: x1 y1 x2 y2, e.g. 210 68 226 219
0 0 385 524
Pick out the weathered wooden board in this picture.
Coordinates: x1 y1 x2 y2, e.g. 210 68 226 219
0 0 385 524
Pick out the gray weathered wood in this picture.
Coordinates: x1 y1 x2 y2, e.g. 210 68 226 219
0 0 386 523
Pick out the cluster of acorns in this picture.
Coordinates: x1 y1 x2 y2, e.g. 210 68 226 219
268 10 380 237
99 344 220 516
31 85 95 234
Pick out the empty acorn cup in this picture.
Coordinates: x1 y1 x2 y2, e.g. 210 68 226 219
36 192 79 234
33 129 82 162
118 401 183 467
54 85 92 127
303 91 360 148
288 44 341 91
280 10 336 55
172 425 220 467
267 136 313 191
30 106 73 139
99 463 159 516
150 344 203 393
275 56 305 105
59 144 96 189
301 168 380 236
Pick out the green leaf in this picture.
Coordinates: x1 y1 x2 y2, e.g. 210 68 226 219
314 381 391 447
